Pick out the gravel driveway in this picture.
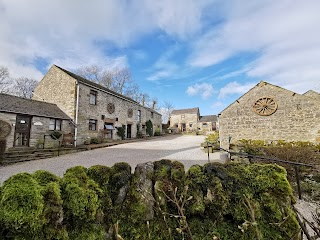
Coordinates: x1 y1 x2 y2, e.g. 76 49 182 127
0 135 222 185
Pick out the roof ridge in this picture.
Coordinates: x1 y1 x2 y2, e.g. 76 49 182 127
0 92 59 106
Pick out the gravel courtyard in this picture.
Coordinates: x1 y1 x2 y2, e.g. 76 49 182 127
0 135 222 185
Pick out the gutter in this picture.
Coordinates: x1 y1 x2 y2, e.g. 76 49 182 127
74 81 80 147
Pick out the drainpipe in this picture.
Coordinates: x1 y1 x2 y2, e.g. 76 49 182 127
74 81 80 147
217 114 222 148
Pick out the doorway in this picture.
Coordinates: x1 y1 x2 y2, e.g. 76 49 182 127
127 124 132 138
181 123 186 132
14 115 32 147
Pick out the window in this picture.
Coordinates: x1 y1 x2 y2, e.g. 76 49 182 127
151 112 154 118
89 119 97 131
202 123 208 127
138 110 141 122
49 119 62 131
89 90 97 105
189 123 193 127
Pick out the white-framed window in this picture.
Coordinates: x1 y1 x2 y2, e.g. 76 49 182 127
89 119 97 131
49 119 62 131
89 90 97 105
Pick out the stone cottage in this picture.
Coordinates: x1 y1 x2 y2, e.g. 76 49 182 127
32 65 162 145
169 107 217 133
0 93 71 149
218 81 320 149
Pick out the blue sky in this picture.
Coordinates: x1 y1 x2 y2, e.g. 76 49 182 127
1 0 320 116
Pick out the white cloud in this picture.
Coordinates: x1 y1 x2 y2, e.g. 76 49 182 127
188 1 320 93
186 83 214 99
0 0 212 79
218 81 255 99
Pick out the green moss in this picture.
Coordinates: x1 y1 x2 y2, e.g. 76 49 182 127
154 159 172 181
109 162 131 205
0 173 45 237
33 170 60 186
61 166 102 226
69 224 106 240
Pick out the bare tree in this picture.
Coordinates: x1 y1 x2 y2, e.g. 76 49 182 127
160 101 174 124
0 66 11 93
111 67 131 95
77 65 113 89
12 77 38 99
76 65 163 109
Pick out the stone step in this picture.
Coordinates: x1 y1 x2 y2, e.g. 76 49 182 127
1 152 55 164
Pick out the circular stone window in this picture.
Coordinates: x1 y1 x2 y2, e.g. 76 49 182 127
107 103 115 114
252 97 278 116
0 120 12 139
128 108 133 118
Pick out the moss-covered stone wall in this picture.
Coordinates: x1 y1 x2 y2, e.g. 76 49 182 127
0 161 300 239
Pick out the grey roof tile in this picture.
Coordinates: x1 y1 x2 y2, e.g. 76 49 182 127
0 93 70 120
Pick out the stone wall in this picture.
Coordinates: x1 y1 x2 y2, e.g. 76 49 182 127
33 65 76 119
0 160 299 239
170 113 199 132
77 82 162 143
0 112 72 149
219 81 320 149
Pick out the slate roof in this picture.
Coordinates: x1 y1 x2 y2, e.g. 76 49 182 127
54 65 162 116
54 65 138 104
199 115 217 122
171 107 199 115
0 93 70 120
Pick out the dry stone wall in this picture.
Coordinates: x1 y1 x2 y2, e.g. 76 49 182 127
0 160 300 239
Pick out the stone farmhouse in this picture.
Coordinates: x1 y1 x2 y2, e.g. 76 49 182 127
0 93 71 150
33 65 162 146
218 81 320 149
169 107 217 133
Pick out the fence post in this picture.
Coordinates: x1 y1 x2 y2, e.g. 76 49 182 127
207 142 210 162
294 165 302 200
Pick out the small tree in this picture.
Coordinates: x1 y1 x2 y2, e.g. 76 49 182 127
146 120 153 137
136 124 143 138
116 125 126 140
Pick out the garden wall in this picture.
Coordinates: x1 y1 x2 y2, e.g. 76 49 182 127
0 160 300 239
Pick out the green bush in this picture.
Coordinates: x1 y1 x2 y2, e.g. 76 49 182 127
90 137 100 144
146 120 153 137
116 125 126 140
136 124 143 138
154 128 161 136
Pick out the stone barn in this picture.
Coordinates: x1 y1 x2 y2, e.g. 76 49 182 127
33 65 162 145
218 81 320 149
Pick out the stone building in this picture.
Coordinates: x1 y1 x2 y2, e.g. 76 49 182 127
169 107 217 133
33 65 162 145
0 93 71 149
218 81 320 149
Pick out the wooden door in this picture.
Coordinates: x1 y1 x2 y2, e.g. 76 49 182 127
14 115 32 147
127 124 132 138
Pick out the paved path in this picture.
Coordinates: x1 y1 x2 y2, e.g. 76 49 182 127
0 135 222 185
